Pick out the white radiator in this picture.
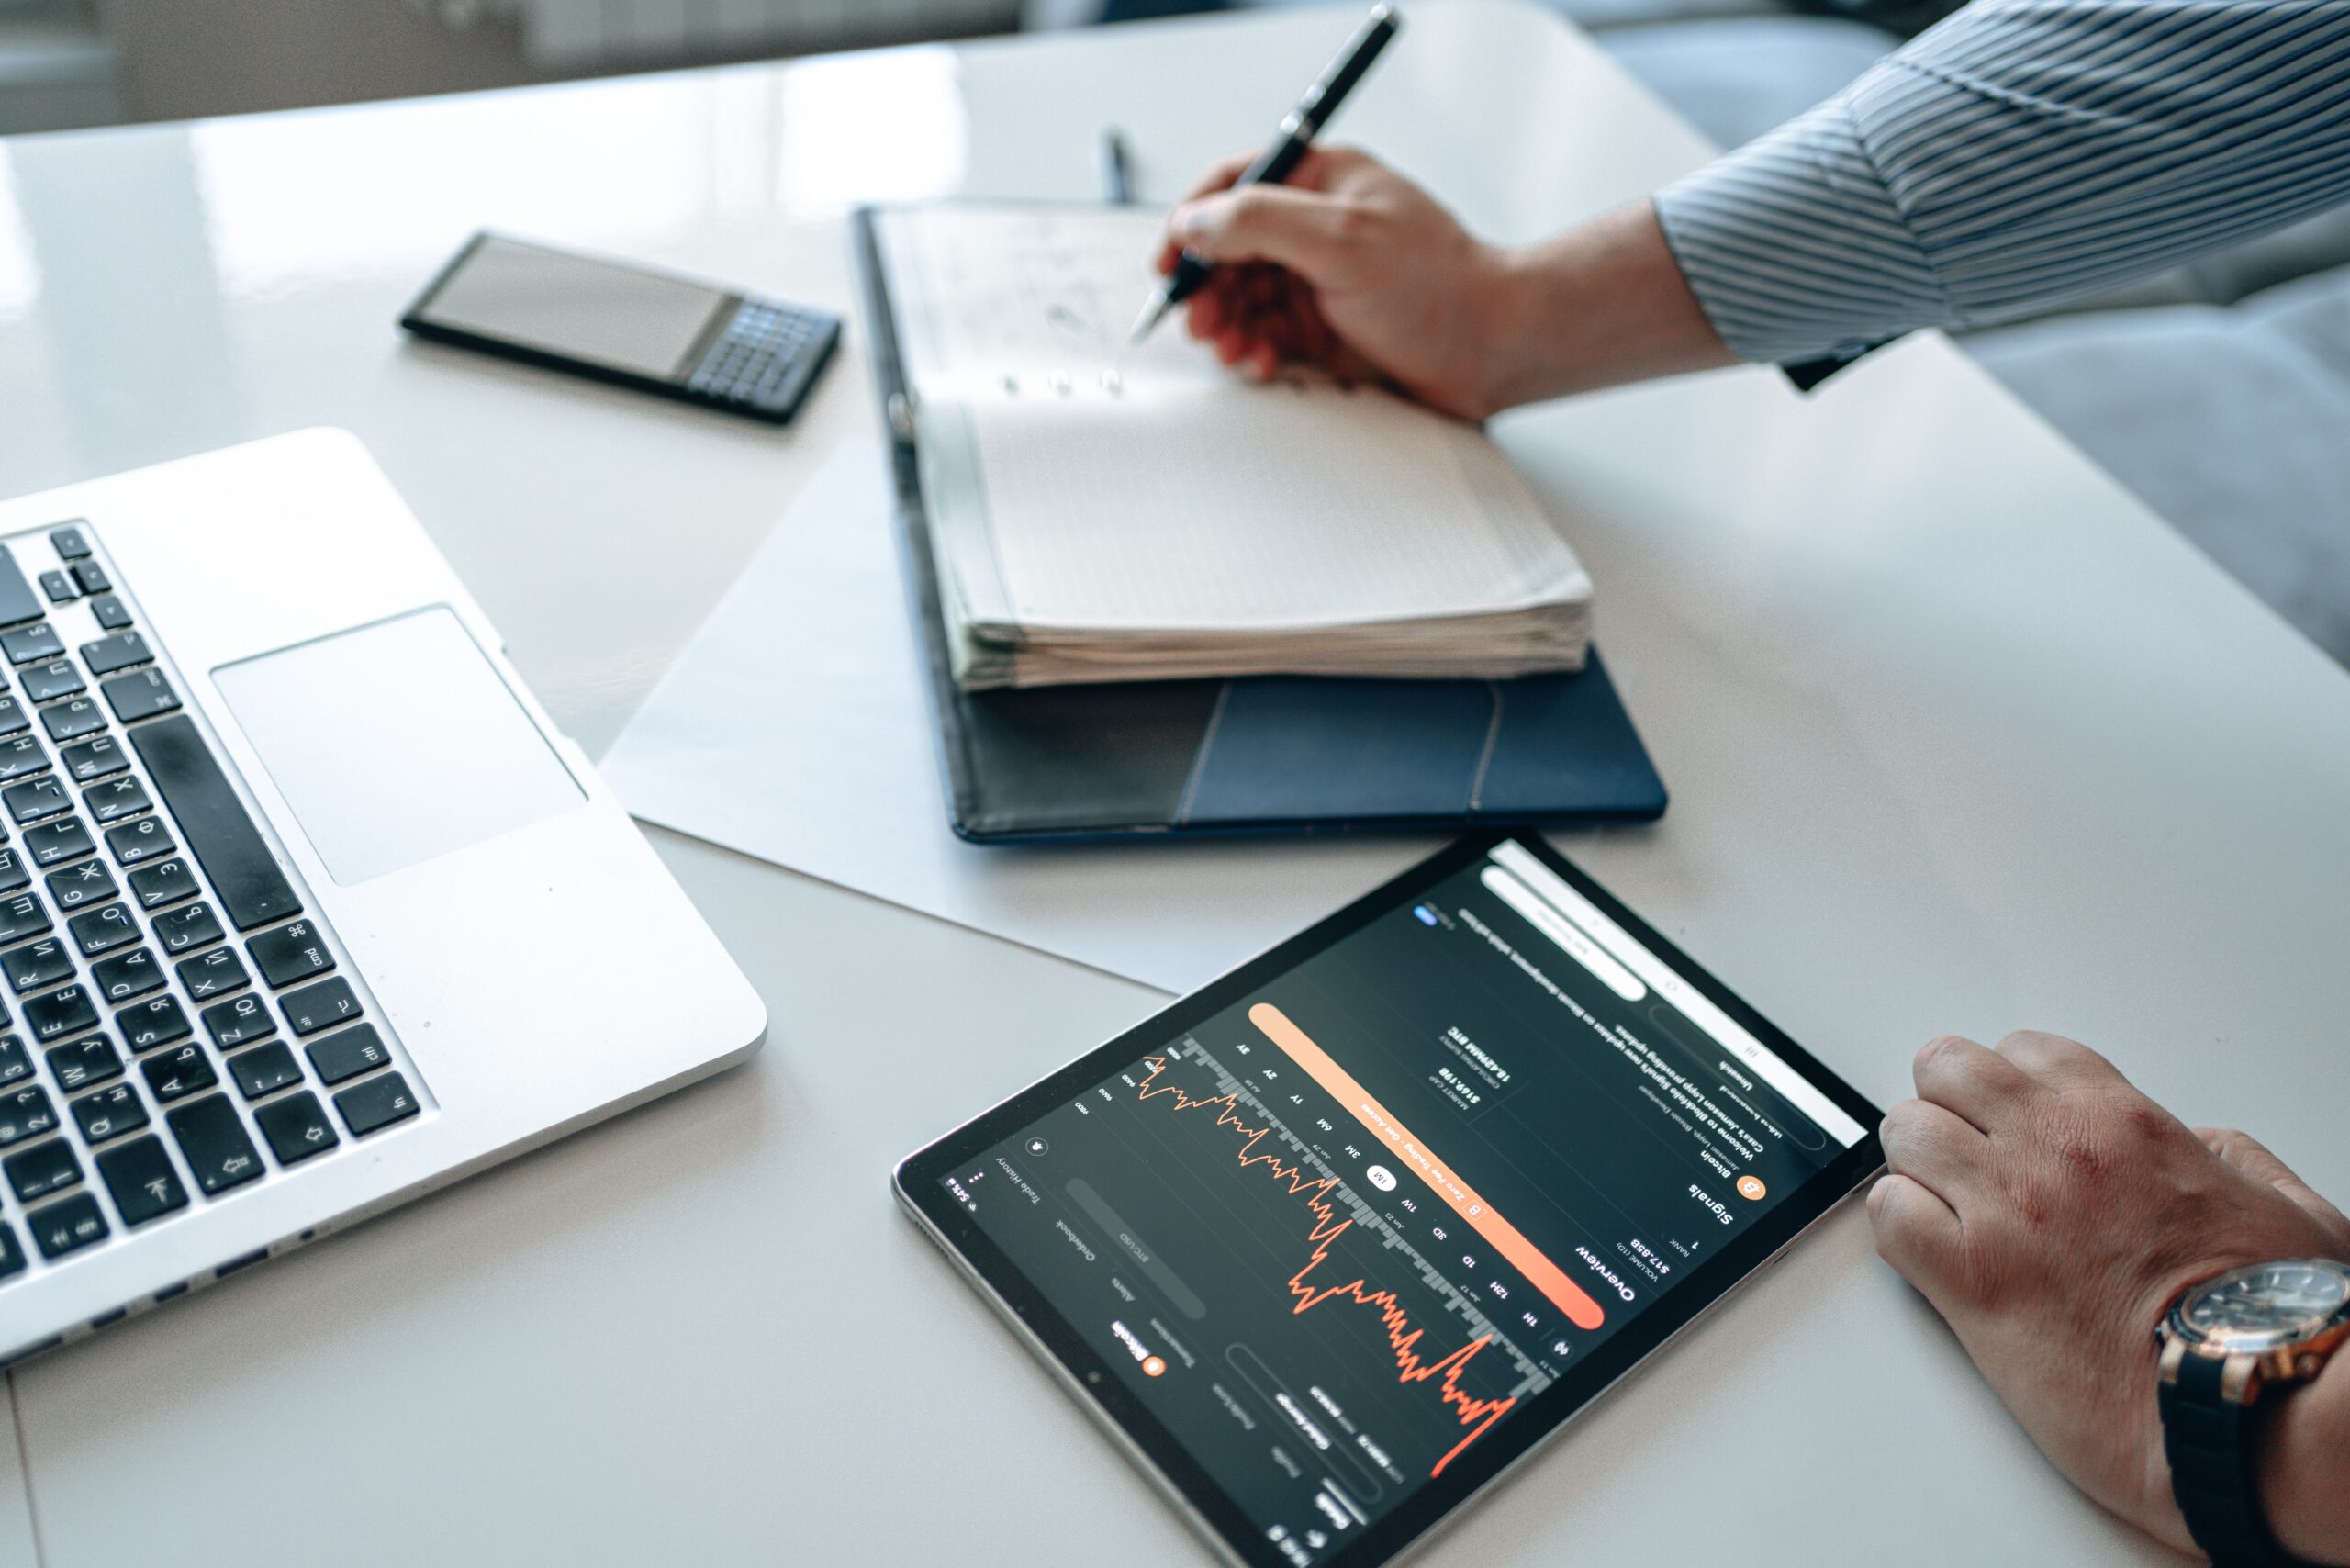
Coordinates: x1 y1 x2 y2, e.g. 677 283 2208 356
415 0 1017 68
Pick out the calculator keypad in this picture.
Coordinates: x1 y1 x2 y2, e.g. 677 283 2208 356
683 298 838 420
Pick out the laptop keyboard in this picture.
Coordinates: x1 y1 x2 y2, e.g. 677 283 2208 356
0 523 421 1290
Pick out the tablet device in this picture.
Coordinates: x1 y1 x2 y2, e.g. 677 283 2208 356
894 834 1884 1568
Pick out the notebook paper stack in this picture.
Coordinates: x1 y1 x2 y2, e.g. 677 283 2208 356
869 205 1595 690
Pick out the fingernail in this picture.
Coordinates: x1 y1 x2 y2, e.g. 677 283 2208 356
1172 200 1214 241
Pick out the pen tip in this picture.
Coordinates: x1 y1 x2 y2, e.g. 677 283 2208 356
1130 294 1171 343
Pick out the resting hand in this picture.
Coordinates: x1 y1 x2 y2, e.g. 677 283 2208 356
1870 1032 2350 1561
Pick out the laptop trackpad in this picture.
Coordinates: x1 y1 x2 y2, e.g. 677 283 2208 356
215 607 584 885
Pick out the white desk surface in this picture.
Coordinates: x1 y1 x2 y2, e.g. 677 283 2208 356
4 4 2349 1563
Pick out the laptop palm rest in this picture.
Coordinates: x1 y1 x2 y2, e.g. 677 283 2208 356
215 607 584 885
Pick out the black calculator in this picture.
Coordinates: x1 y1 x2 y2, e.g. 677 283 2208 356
400 231 841 425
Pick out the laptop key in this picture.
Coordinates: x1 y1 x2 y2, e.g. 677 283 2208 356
0 1035 29 1087
70 1082 146 1144
129 858 196 910
0 735 47 784
5 777 70 825
38 574 75 605
140 1043 214 1103
249 920 332 988
40 700 106 745
45 1033 121 1092
67 902 138 957
89 596 131 632
205 993 275 1052
23 816 94 868
96 1135 186 1226
28 1192 106 1260
0 551 39 630
229 1041 299 1102
0 892 50 943
79 633 149 677
166 1094 263 1194
0 623 62 664
45 857 117 911
24 984 97 1044
0 850 25 896
0 1222 22 1279
118 995 191 1051
60 735 127 783
84 776 150 824
176 946 248 1002
254 1091 337 1166
154 902 223 955
5 1137 80 1202
71 561 110 597
47 527 90 562
283 978 361 1036
100 669 179 725
306 1024 386 1085
91 946 162 1004
20 661 83 704
2 937 73 995
105 816 173 865
334 1071 419 1137
129 716 298 930
0 1084 58 1146
0 697 26 738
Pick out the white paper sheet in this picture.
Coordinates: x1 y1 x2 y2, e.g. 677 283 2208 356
599 443 1435 994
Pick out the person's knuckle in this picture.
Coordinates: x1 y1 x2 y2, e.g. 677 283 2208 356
1914 1035 1970 1079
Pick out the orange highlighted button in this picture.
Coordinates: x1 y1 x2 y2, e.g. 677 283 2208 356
1248 1002 1606 1332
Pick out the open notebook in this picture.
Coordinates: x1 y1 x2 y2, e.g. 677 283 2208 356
869 204 1595 689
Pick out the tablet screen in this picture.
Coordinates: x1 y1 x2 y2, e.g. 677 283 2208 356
903 836 1878 1568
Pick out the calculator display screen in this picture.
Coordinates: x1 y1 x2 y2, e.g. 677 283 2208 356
412 235 728 379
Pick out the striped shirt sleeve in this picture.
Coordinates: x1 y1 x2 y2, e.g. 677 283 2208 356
1651 0 2350 365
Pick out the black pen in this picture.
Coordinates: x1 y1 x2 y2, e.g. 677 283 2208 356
1129 4 1400 343
1101 128 1134 205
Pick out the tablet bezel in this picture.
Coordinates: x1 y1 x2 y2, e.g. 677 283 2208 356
894 831 1885 1568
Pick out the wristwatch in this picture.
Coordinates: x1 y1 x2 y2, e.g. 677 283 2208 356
2158 1258 2350 1566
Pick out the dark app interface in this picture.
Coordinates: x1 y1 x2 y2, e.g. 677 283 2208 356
945 840 1863 1565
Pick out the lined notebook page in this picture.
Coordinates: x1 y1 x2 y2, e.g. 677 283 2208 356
878 205 1589 635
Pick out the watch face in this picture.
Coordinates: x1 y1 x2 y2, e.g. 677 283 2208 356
2177 1260 2350 1350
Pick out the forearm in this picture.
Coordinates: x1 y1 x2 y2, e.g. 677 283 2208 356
2263 1351 2350 1566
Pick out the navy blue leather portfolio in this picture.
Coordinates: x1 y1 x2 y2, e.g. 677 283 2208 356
852 205 1668 844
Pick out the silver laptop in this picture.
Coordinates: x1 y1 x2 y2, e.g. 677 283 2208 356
0 429 766 1361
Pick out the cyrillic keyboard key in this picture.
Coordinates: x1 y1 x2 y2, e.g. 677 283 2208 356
0 1084 57 1146
306 1024 386 1085
0 735 47 784
2 937 73 994
36 572 74 605
165 1094 263 1193
5 1137 79 1202
23 984 97 1044
254 1091 337 1166
205 993 274 1052
40 699 105 744
105 815 172 865
45 1033 120 1092
283 978 360 1036
79 632 149 677
45 857 116 911
0 892 50 943
60 734 126 783
176 946 248 1002
71 561 110 597
335 1071 419 1136
96 1134 185 1226
28 1191 106 1259
153 901 222 955
84 777 149 824
67 902 137 957
0 850 25 897
71 1081 145 1143
19 660 82 703
118 995 190 1051
90 596 130 632
129 715 297 929
0 552 45 628
249 919 332 989
4 777 70 825
140 1042 213 1103
22 816 94 868
128 857 196 910
0 696 27 738
100 668 179 725
0 1222 22 1279
91 946 162 1004
229 1040 299 1101
0 622 61 663
47 527 90 562
0 1035 29 1087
